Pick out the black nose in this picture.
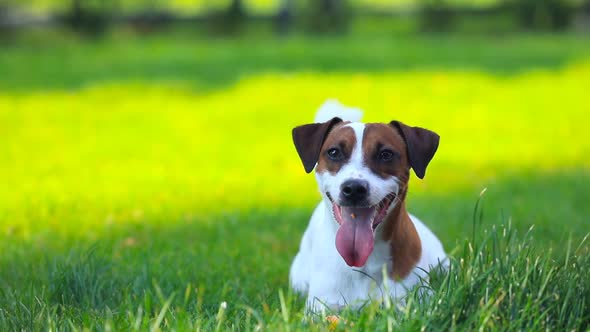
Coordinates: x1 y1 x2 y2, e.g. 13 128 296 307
340 179 369 205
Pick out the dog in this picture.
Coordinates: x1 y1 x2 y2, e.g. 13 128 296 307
289 100 447 312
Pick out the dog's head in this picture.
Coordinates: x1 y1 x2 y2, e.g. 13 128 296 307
292 117 439 267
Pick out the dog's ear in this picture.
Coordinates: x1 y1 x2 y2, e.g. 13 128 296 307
390 121 439 179
292 117 343 173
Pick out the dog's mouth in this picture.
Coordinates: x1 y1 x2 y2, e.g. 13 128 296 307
326 192 397 267
326 192 397 231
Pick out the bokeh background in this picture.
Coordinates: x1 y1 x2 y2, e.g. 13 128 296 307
0 0 589 329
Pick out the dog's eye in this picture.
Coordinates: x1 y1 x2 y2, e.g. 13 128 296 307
378 149 396 162
327 148 344 161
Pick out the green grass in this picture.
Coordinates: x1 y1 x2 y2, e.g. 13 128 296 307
0 30 589 330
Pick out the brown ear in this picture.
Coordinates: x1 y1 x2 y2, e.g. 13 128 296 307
390 121 439 179
292 117 343 173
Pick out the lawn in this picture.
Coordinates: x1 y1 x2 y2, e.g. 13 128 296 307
0 30 589 330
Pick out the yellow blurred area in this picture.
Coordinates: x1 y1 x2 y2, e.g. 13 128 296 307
0 60 588 231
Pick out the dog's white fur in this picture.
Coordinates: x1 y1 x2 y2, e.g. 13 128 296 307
290 101 447 312
313 99 363 123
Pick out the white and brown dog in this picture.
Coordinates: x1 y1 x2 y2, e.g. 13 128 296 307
289 100 447 312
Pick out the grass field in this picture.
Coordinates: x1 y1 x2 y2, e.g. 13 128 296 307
0 30 589 330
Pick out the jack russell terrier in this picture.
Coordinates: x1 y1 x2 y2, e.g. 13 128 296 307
289 100 447 312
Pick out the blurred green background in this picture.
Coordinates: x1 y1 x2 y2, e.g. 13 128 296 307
0 0 589 330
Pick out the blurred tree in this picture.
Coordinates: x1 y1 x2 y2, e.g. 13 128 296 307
64 0 112 35
276 0 294 35
206 0 246 35
228 0 245 17
507 0 574 30
128 0 175 33
223 0 246 33
304 0 350 33
418 0 455 32
0 4 7 25
0 4 10 39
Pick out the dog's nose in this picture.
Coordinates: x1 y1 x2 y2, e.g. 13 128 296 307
340 179 369 205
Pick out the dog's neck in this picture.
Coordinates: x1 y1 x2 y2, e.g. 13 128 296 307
380 194 422 280
323 184 423 280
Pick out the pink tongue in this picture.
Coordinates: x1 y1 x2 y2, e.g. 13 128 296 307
335 206 376 267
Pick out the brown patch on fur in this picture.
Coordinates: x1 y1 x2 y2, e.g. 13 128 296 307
362 123 409 179
363 124 421 280
316 124 356 174
378 199 422 280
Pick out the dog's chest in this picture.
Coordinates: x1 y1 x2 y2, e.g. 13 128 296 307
312 219 394 298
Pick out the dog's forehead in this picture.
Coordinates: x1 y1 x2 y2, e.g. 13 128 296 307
362 123 406 152
322 122 357 147
323 122 406 153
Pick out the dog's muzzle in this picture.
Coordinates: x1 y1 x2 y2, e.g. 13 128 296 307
339 179 370 206
327 190 397 267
